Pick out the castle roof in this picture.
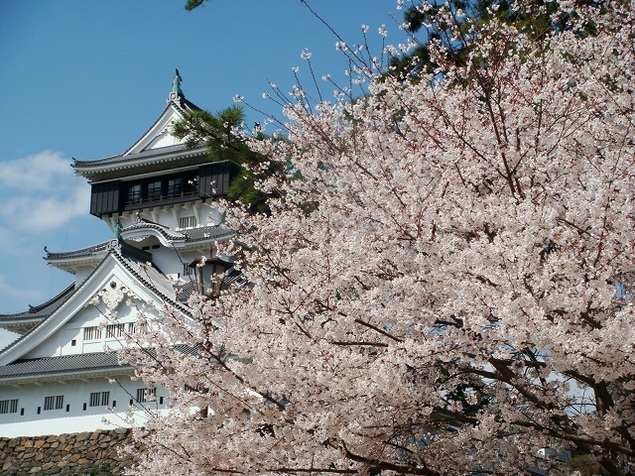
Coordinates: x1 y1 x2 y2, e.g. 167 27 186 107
72 79 207 182
0 247 202 365
0 343 202 386
0 284 76 334
0 351 131 386
0 73 238 437
44 223 235 273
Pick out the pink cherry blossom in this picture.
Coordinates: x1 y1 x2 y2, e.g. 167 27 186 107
123 3 635 475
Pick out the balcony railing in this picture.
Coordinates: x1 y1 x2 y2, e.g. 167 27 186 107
123 189 200 211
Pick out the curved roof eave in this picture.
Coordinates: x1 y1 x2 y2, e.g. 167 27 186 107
45 241 110 263
72 95 206 180
0 284 76 326
0 342 202 386
0 364 134 387
120 223 236 248
120 96 202 158
72 144 208 175
0 249 198 365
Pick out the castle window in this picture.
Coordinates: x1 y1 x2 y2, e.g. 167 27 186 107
0 399 18 414
90 391 110 407
44 395 64 411
136 387 156 403
83 326 102 341
167 178 182 197
147 180 162 201
128 184 142 204
106 324 125 339
179 216 196 229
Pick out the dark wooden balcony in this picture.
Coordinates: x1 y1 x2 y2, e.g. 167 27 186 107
89 161 238 217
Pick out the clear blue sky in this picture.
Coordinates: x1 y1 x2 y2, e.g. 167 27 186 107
0 1 408 312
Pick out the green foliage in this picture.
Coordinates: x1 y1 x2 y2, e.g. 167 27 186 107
560 453 611 476
184 0 207 11
172 106 244 150
390 0 614 81
87 465 119 476
173 106 283 214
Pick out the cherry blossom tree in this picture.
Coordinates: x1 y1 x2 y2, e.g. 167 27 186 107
122 2 635 475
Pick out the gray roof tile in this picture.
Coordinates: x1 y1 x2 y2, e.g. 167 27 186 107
73 96 204 170
0 344 200 382
46 225 234 263
0 351 128 379
73 143 207 168
45 242 110 261
0 284 76 323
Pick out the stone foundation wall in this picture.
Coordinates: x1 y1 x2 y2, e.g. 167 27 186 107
0 429 134 475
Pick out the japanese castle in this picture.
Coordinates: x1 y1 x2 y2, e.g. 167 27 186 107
0 74 239 437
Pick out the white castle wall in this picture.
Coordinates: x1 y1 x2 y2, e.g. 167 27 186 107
23 302 139 360
0 375 168 437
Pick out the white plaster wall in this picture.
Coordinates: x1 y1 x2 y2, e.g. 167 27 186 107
0 376 169 437
135 202 222 231
149 247 187 278
23 301 143 359
0 329 20 350
149 130 182 149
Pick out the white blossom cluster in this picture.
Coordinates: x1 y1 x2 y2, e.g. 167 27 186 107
122 2 635 475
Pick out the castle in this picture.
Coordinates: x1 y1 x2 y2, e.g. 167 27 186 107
0 74 237 437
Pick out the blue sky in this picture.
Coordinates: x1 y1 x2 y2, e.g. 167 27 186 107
0 1 409 312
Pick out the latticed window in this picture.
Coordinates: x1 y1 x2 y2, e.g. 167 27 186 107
106 324 125 339
89 391 110 407
128 184 142 204
136 388 156 403
0 399 18 414
179 216 197 229
147 180 162 200
44 395 64 411
167 178 182 197
83 326 102 341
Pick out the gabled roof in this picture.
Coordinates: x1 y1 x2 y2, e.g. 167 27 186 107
0 247 197 366
0 284 76 334
120 222 236 247
121 95 202 156
45 225 235 272
72 91 207 182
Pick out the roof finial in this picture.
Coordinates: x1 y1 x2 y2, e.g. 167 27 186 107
171 68 183 98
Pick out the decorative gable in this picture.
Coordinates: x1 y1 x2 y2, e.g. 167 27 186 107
88 277 135 311
0 252 188 365
122 101 191 156
122 72 200 156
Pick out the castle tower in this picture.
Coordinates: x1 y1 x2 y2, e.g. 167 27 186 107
0 73 239 437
